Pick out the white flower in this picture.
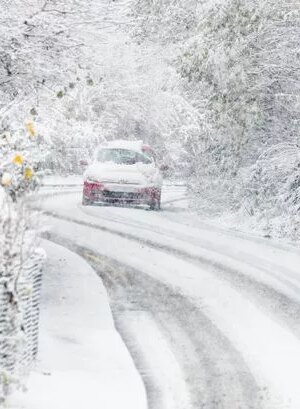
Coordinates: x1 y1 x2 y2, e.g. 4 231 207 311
1 172 12 186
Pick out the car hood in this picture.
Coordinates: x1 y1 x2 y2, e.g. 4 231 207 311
84 163 162 185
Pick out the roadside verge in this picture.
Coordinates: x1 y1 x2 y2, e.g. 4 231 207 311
8 239 147 409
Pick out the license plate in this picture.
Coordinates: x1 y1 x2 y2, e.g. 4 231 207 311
104 184 137 193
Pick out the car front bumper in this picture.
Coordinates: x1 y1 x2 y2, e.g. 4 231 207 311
83 181 161 205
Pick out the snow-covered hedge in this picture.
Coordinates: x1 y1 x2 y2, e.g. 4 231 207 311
130 0 300 239
0 125 44 403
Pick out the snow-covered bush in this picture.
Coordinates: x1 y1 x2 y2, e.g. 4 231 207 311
0 127 42 199
178 0 300 232
0 0 88 175
131 0 300 237
0 0 83 106
176 0 263 207
0 123 44 402
241 144 300 238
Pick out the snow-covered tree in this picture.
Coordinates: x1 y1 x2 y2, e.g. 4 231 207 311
131 0 300 236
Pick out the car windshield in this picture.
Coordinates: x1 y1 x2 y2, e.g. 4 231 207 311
97 148 152 165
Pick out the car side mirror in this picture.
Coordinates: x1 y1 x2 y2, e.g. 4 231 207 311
80 159 89 166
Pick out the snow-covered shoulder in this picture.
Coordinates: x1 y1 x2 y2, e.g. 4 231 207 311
8 240 147 409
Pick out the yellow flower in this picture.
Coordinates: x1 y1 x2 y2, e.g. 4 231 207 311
24 167 34 180
25 121 36 137
12 154 24 166
1 172 12 186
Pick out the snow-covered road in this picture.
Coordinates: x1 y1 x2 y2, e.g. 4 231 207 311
35 182 300 409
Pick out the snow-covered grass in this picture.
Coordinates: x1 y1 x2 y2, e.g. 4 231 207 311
8 240 147 409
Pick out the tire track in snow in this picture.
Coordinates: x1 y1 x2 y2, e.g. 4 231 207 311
42 233 262 409
38 207 300 343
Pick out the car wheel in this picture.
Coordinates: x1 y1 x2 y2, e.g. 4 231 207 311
149 198 161 211
82 195 91 206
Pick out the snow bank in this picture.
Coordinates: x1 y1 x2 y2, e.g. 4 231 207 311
8 240 147 409
41 175 83 187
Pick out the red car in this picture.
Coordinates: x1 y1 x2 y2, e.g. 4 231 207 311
82 140 163 210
